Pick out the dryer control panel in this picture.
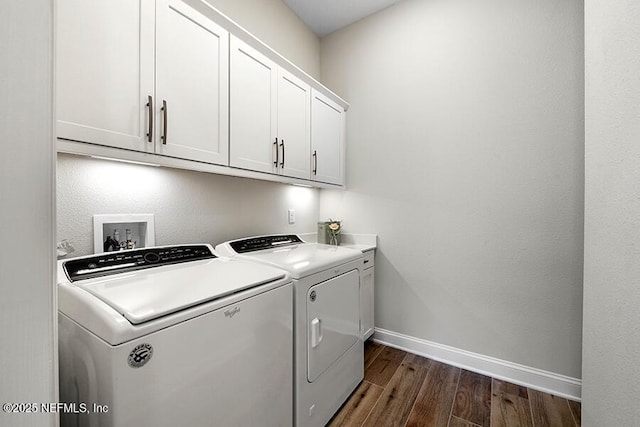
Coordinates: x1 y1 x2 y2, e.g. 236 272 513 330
63 245 216 282
229 235 304 253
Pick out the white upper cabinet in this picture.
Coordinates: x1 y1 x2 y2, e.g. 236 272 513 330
56 0 155 152
277 69 311 180
57 0 348 187
230 36 311 179
229 36 278 174
57 0 229 165
311 89 345 185
155 0 229 165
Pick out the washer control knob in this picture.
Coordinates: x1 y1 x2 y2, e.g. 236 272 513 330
144 252 160 263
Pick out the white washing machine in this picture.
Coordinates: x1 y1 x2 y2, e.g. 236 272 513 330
216 235 364 427
57 244 293 427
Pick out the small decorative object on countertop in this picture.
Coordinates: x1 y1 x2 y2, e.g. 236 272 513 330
328 220 341 245
318 219 342 245
57 239 76 259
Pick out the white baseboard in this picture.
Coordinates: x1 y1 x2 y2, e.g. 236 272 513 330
372 328 581 401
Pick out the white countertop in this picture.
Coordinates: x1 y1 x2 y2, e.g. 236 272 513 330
300 232 377 252
341 243 376 252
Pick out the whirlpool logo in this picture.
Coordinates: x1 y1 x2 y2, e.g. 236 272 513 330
128 343 153 368
224 306 240 318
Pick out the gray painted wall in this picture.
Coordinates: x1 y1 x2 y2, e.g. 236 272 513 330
0 1 57 425
583 0 640 423
319 0 584 378
57 1 321 257
57 153 318 255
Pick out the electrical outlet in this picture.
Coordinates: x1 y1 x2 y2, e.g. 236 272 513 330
288 209 296 224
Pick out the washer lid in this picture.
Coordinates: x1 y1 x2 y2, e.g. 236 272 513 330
221 241 363 278
73 258 286 324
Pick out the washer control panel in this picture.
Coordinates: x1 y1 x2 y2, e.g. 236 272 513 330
230 234 303 253
63 245 215 282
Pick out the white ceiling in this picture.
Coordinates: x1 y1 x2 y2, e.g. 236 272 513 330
282 0 402 37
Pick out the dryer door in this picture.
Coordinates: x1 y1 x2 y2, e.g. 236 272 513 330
307 269 360 382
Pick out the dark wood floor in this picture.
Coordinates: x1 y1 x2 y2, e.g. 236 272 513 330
328 341 581 427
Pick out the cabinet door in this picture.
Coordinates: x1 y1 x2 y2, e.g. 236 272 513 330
311 89 345 185
361 267 375 340
156 0 229 165
56 0 155 152
229 36 278 173
277 69 311 179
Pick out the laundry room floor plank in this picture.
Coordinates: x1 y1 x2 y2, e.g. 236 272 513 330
404 360 460 427
493 378 529 399
449 416 483 427
328 381 384 427
364 340 384 369
362 353 431 426
568 399 582 425
451 370 492 426
490 379 533 427
528 389 578 427
334 342 581 427
363 345 407 387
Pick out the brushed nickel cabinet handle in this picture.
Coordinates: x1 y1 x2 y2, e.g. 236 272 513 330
280 139 285 168
146 95 153 142
273 138 279 166
312 150 317 175
161 100 167 145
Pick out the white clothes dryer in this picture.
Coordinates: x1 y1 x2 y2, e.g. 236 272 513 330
216 235 364 427
57 244 293 427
